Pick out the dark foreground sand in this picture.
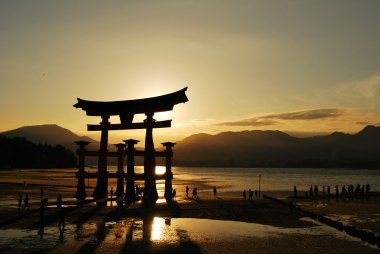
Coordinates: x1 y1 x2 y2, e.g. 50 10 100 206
0 172 380 254
0 188 380 253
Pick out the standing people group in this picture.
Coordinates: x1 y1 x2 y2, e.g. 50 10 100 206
242 188 258 200
295 183 371 201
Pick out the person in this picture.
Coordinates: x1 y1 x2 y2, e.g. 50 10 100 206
335 185 339 201
327 186 331 197
42 198 48 208
248 189 253 200
58 207 65 229
186 186 189 197
293 186 297 197
192 188 196 199
56 194 63 208
172 189 176 200
18 193 22 211
110 187 114 206
40 199 45 218
213 186 217 197
243 190 246 200
255 190 258 199
24 194 29 211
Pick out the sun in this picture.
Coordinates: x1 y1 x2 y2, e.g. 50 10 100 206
155 166 166 175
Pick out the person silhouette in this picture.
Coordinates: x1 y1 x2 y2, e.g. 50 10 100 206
172 189 176 200
24 194 29 211
213 187 217 197
58 207 65 229
243 190 247 200
293 186 297 197
110 187 114 206
186 186 189 197
192 188 196 199
56 194 62 208
249 189 253 200
255 190 258 199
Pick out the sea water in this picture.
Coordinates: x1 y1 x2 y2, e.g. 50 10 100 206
1 167 379 193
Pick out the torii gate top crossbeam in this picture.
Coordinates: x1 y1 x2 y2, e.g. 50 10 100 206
73 87 188 117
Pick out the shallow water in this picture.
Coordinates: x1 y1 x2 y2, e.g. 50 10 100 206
0 217 375 252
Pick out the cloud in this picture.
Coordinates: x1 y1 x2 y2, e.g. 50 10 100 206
261 108 343 120
218 118 276 127
217 108 343 127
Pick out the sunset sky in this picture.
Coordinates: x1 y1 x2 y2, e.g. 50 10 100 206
1 1 380 143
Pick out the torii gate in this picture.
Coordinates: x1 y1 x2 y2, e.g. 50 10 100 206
73 87 188 205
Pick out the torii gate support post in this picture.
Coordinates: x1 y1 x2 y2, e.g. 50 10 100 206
124 139 139 202
114 143 126 197
143 112 158 205
93 115 110 202
163 142 175 201
75 141 90 199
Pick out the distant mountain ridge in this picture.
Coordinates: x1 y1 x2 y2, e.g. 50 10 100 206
173 125 380 168
2 124 380 168
1 124 99 152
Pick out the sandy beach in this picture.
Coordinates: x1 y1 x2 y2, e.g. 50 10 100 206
0 169 380 254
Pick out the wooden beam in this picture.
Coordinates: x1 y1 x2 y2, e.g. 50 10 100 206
84 151 119 157
81 172 167 180
87 120 172 131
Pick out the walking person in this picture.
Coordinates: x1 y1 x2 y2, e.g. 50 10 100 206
24 193 29 211
186 186 189 197
243 190 247 200
192 188 196 199
213 186 217 198
248 189 253 200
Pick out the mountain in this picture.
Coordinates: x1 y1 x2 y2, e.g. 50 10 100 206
0 135 77 168
1 124 99 152
3 124 380 168
173 126 380 168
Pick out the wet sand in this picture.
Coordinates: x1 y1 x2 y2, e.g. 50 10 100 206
288 195 380 233
1 170 380 253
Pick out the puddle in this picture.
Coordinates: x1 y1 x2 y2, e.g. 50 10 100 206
0 217 378 251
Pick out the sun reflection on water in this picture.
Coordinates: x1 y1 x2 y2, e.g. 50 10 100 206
151 217 165 240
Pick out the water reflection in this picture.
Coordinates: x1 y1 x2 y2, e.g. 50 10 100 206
151 217 166 240
0 217 372 253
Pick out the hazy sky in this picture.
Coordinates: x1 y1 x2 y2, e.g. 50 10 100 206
1 1 380 143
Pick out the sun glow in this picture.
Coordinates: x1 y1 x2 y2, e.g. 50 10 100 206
155 166 166 175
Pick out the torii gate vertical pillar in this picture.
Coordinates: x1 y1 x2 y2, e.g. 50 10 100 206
143 112 158 205
75 141 90 199
125 139 139 202
93 115 110 201
114 143 126 197
163 142 175 201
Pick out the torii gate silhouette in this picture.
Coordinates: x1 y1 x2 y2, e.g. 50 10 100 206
73 87 188 206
